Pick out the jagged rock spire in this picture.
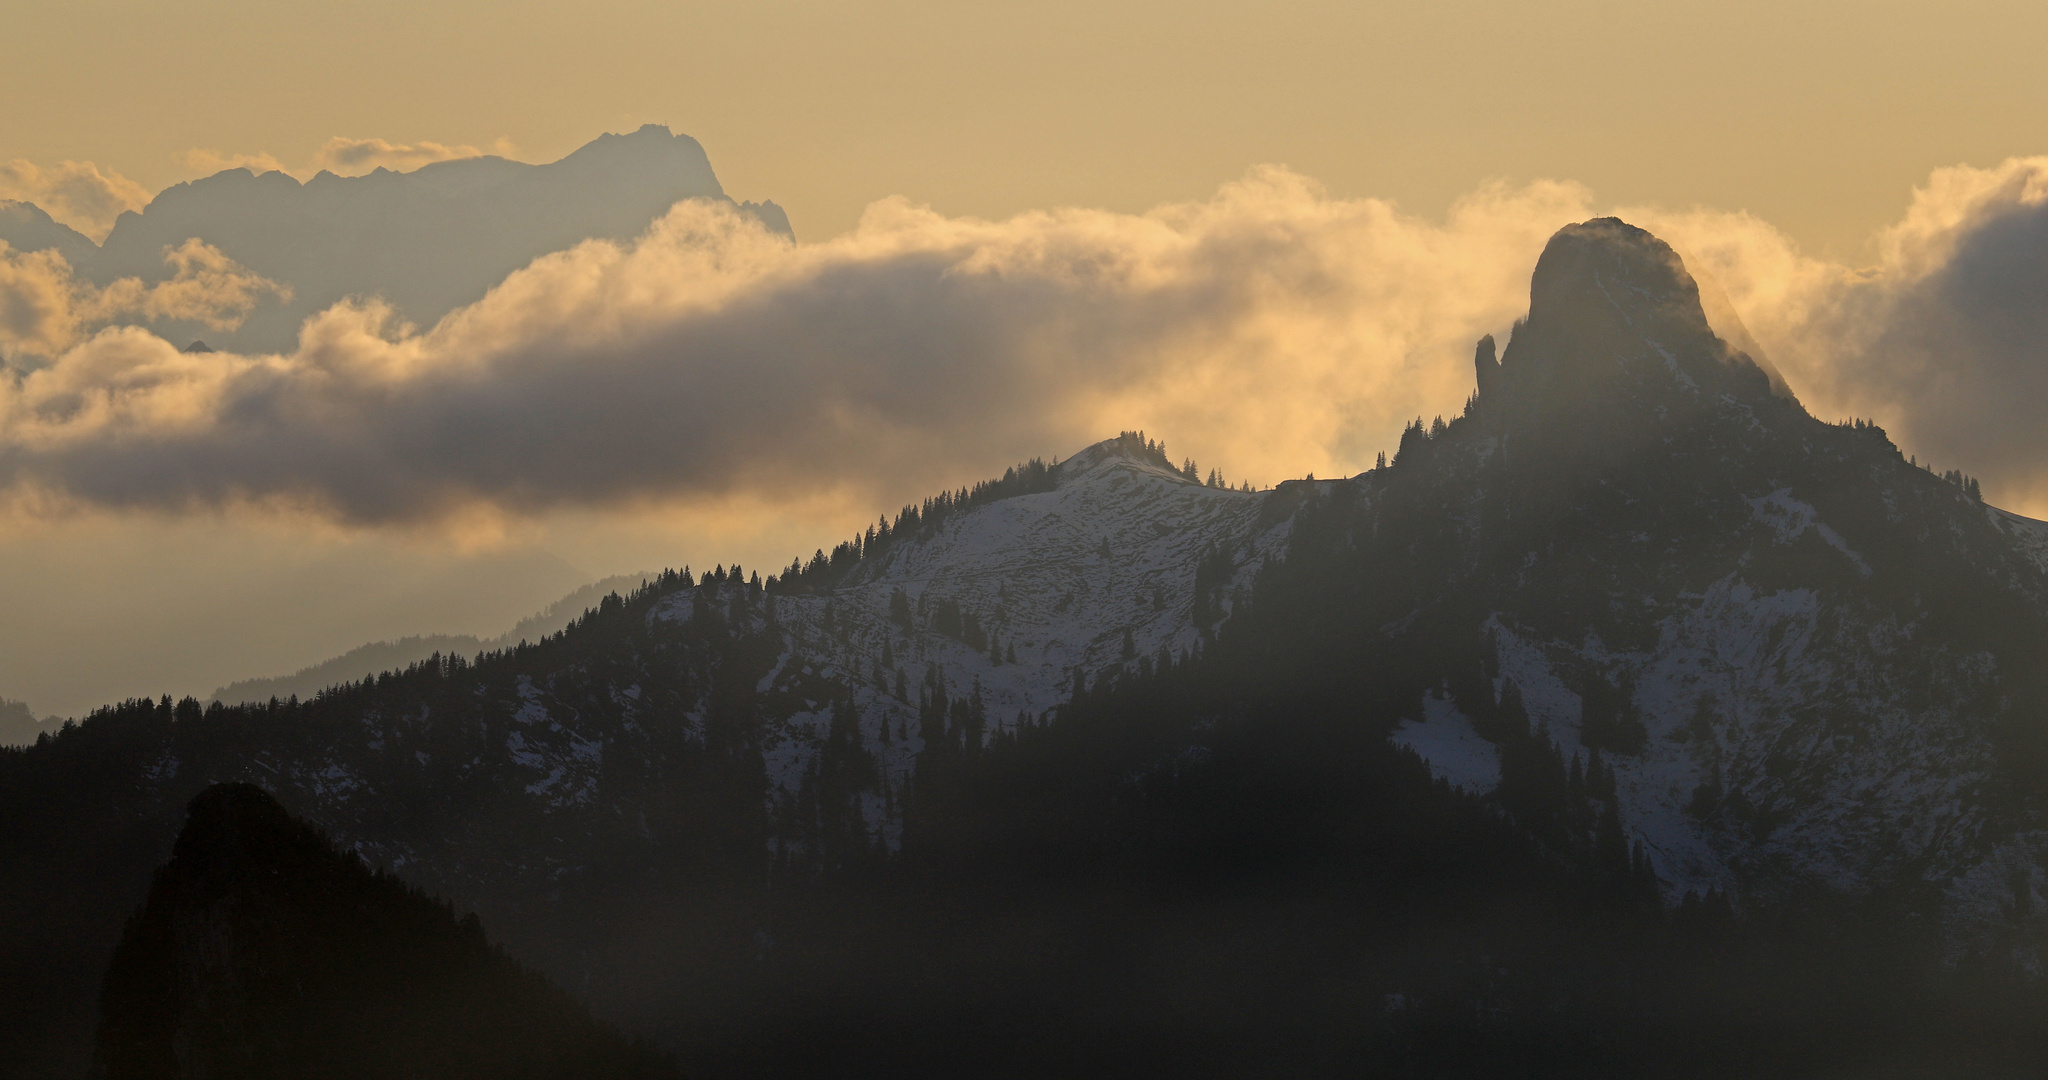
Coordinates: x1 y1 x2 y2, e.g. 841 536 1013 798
1473 333 1500 399
1482 218 1791 443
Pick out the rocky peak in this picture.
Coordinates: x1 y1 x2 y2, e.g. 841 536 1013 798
1482 218 1783 441
1525 218 1711 346
1473 332 1500 397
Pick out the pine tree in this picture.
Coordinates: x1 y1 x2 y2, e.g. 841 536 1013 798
1632 839 1661 904
1500 679 1530 731
963 678 986 754
1595 799 1628 877
1567 754 1591 839
1587 748 1614 803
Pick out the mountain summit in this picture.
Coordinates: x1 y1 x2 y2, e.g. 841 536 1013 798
1477 217 1795 482
0 126 791 355
1499 218 1776 407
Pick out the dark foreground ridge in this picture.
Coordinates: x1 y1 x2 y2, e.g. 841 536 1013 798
91 783 679 1080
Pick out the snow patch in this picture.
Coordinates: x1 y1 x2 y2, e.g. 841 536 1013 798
1748 488 1872 575
1392 693 1500 793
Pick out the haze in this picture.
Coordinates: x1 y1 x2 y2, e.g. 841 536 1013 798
4 0 2048 718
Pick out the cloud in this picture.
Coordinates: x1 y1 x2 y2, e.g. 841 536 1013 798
0 245 85 358
182 136 520 182
135 239 295 328
0 160 150 242
314 136 508 174
181 148 295 178
0 240 288 361
0 170 1595 524
3 161 2048 530
1641 158 2048 515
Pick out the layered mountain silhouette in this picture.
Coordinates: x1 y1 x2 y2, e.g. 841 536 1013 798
6 217 2048 1076
92 783 678 1080
205 572 660 708
0 697 42 747
0 125 791 354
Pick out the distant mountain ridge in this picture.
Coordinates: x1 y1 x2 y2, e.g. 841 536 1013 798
0 125 791 354
0 698 41 748
0 199 97 266
208 572 660 706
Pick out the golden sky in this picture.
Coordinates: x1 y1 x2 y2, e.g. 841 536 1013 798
5 0 2048 717
7 0 2047 256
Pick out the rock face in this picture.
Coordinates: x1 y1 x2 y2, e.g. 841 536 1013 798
1488 218 1784 429
3 125 792 354
92 783 677 1080
1373 217 2048 944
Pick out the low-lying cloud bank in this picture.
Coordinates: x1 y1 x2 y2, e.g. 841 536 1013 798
180 136 514 184
0 160 150 242
1681 158 2048 516
0 240 287 358
2 160 2046 527
314 136 505 174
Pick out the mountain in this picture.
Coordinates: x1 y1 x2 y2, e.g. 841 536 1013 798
6 218 2048 1075
207 572 661 706
92 783 679 1080
0 697 44 747
1366 219 2048 930
0 199 98 267
3 125 791 354
0 436 1291 1076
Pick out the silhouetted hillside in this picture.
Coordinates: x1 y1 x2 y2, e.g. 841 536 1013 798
92 783 679 1080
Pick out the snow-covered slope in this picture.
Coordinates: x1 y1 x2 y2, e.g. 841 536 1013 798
650 438 1294 817
1995 508 2048 576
